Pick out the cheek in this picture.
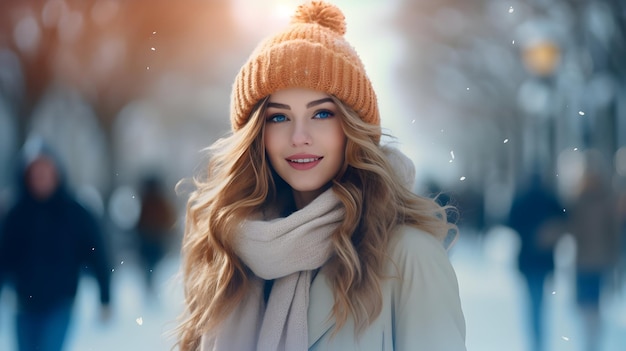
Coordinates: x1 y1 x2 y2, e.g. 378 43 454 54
264 130 281 162
328 124 347 152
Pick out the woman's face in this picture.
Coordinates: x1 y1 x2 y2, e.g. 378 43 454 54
264 88 346 209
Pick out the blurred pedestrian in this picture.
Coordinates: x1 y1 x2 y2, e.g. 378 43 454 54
134 173 176 294
175 2 466 350
0 140 112 351
567 152 621 351
617 179 626 298
508 171 566 351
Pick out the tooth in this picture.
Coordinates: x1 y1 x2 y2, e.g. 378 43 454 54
291 158 318 163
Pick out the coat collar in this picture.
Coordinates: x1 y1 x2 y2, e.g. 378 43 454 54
308 265 336 347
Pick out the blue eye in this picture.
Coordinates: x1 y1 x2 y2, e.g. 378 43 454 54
314 110 334 119
267 114 288 123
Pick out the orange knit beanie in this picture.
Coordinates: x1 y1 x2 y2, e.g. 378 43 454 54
230 1 380 139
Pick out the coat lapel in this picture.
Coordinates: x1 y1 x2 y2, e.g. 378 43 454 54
307 266 336 348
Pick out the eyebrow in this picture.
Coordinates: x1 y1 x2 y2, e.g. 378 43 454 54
307 97 334 108
266 97 334 110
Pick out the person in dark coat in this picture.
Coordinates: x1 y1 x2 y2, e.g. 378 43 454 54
508 172 566 351
567 153 620 351
134 174 176 294
0 143 112 351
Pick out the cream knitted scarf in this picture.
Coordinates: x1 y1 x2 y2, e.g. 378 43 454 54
201 188 344 351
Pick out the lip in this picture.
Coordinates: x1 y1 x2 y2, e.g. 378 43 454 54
285 154 323 171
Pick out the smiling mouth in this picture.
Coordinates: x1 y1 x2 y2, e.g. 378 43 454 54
288 157 322 163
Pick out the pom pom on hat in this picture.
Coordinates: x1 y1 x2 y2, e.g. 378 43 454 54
230 1 381 143
291 1 346 35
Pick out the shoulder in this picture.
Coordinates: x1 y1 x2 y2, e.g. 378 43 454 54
60 196 100 228
384 225 461 302
2 200 29 225
387 225 448 266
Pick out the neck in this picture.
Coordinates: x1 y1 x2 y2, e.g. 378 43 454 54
292 184 331 209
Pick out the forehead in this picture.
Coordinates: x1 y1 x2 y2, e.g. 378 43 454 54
28 157 56 172
268 87 330 103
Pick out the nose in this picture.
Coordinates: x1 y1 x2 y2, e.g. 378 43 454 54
291 120 311 146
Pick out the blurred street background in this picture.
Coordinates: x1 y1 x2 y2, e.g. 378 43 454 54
0 0 625 350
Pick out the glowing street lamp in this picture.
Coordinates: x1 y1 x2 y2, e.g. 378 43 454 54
521 38 561 77
517 34 562 180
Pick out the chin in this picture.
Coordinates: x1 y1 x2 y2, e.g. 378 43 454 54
290 185 324 193
290 181 332 193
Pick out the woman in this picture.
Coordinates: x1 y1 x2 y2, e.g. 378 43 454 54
176 2 466 350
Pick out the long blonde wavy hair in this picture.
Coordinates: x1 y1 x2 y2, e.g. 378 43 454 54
175 95 456 351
